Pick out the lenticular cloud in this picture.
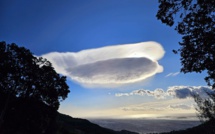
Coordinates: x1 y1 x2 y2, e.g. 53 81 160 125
41 41 165 87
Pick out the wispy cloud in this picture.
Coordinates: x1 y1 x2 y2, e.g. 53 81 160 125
165 72 180 77
41 41 165 88
167 104 194 110
120 99 196 113
115 86 213 99
122 104 194 112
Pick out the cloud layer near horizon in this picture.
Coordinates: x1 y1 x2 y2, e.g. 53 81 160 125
115 86 213 99
41 41 165 87
121 103 194 112
119 99 196 114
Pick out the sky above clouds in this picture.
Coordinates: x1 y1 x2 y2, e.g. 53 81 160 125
0 0 211 119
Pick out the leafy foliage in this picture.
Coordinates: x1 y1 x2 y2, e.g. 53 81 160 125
0 41 70 110
157 0 215 88
194 93 215 122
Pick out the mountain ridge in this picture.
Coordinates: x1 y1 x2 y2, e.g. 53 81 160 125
56 113 139 134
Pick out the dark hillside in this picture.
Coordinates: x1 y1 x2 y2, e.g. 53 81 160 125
56 113 138 134
147 119 215 134
0 92 137 134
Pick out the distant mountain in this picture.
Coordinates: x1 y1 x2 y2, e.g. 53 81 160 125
155 119 215 134
56 113 139 134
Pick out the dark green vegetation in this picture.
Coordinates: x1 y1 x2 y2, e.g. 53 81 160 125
157 0 215 123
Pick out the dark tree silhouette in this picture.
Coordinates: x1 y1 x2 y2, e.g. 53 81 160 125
157 0 215 88
0 41 69 109
156 0 215 122
0 41 70 133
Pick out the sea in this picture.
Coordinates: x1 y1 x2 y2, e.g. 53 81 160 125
89 118 201 134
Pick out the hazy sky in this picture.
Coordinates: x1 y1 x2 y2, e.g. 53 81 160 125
0 0 210 119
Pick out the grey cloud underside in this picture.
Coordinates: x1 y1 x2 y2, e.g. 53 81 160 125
67 57 158 84
167 86 214 99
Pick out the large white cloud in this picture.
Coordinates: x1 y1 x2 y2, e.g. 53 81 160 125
41 41 165 87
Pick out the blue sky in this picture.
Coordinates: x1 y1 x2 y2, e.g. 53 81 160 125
0 0 209 119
